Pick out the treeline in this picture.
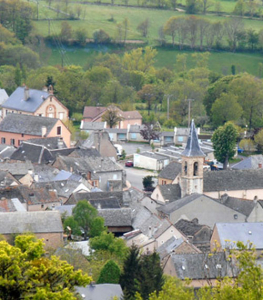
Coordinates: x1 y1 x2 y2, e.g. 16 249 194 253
2 47 263 132
162 16 261 52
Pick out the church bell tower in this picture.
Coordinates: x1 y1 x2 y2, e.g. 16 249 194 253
180 120 205 197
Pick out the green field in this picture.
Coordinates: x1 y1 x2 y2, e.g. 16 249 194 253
33 1 263 43
46 44 263 76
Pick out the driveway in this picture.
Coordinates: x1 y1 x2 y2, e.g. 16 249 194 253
124 166 157 191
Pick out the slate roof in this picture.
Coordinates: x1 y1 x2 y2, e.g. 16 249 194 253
0 160 34 177
203 169 263 192
89 198 121 209
81 122 106 130
158 184 181 202
122 187 145 207
138 151 169 161
156 194 205 215
65 191 123 205
68 147 101 158
2 87 49 112
98 208 132 227
26 137 67 149
171 252 235 280
0 198 17 212
159 161 181 180
153 218 174 239
75 284 123 300
0 114 58 136
174 219 209 237
32 164 60 182
10 142 54 164
0 211 63 233
232 155 263 170
181 120 205 157
0 171 18 188
0 89 8 105
128 124 145 133
157 236 184 260
0 145 16 160
55 204 75 216
215 222 263 249
215 195 256 217
175 127 189 136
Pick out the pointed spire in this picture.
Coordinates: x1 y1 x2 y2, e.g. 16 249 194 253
182 119 205 157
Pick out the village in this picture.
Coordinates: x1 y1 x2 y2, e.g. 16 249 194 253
0 85 262 298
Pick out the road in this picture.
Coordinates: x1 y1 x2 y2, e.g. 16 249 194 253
124 166 157 191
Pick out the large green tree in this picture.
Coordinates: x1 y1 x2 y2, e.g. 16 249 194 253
97 259 121 284
212 122 239 169
101 105 124 128
0 234 90 299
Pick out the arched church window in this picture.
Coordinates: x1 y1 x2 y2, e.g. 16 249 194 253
184 162 187 175
194 162 198 176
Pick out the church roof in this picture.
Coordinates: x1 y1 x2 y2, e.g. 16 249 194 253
181 120 205 157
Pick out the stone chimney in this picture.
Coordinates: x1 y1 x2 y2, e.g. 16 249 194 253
57 137 64 149
48 85 54 95
41 126 47 137
24 86 29 101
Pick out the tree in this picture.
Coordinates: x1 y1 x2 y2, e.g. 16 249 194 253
224 18 244 52
163 17 178 46
60 21 72 42
75 28 87 46
185 0 202 14
142 175 155 191
120 245 141 300
201 0 214 14
14 63 22 86
97 260 121 284
254 129 263 152
137 84 156 115
89 217 106 238
212 122 239 169
233 0 246 16
239 139 255 153
211 93 243 126
93 29 110 44
72 200 98 240
89 232 129 261
120 246 164 300
0 234 90 299
140 123 160 143
137 19 150 38
101 105 124 128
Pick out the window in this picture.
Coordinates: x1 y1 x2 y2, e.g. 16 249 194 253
162 180 166 185
184 162 187 175
21 134 24 137
48 113 54 118
18 140 22 146
59 112 64 120
57 126 61 135
39 114 42 117
178 136 183 142
194 162 198 176
1 138 5 144
131 133 136 140
10 139 15 146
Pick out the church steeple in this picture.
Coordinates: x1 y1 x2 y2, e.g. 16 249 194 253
180 120 205 197
182 119 205 157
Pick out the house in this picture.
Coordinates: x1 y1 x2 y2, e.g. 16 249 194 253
151 184 181 204
81 131 117 159
124 230 156 254
203 169 263 200
158 161 181 185
107 128 127 142
52 155 124 191
174 127 190 145
0 114 71 148
0 160 34 180
133 152 170 171
82 106 142 129
156 194 249 228
210 222 263 253
1 86 69 120
174 218 212 252
0 211 63 249
231 154 263 170
163 252 237 288
75 284 123 300
159 131 174 146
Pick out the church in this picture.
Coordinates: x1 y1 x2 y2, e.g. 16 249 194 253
152 120 263 203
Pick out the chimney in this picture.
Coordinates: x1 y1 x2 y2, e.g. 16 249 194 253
259 163 262 169
41 126 47 137
24 86 29 101
48 85 54 95
57 137 64 149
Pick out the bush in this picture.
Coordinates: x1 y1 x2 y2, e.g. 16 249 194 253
93 29 111 44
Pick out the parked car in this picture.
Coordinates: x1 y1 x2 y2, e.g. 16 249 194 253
125 161 133 167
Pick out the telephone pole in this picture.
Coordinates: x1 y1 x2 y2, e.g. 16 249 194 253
185 99 194 128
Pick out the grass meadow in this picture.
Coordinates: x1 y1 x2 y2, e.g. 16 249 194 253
31 1 263 75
